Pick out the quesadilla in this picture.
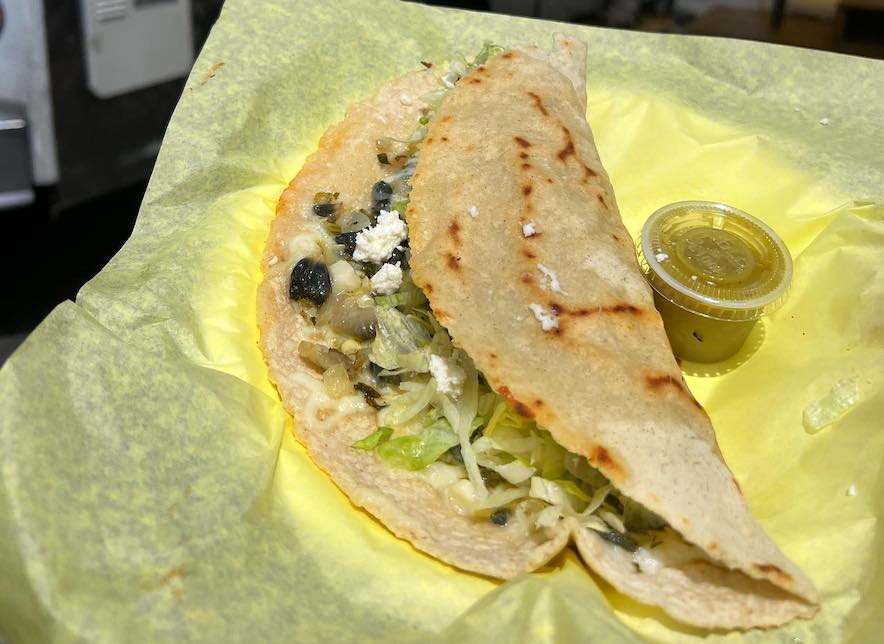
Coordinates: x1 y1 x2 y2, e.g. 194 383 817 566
257 36 819 629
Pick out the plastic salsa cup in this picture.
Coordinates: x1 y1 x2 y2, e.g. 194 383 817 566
637 201 793 363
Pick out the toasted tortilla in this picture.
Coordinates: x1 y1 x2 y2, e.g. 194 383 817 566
258 38 818 629
407 36 818 626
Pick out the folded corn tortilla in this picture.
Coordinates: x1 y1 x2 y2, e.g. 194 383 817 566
257 36 818 630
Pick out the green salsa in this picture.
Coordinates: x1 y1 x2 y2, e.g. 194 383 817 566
638 201 792 363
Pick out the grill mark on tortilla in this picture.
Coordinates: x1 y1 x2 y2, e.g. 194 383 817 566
645 373 704 409
445 253 461 270
521 163 532 170
522 184 533 196
597 194 606 207
583 165 598 181
514 136 532 148
441 136 449 142
566 304 645 317
519 151 529 160
448 220 461 244
546 177 555 184
467 77 483 84
557 126 576 162
520 273 533 284
526 91 549 116
498 386 534 418
522 248 537 259
589 445 625 480
501 52 514 59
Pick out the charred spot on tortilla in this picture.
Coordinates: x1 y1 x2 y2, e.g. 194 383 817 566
445 253 461 270
448 221 461 244
526 91 549 116
522 184 533 196
467 77 483 85
519 151 529 160
514 136 532 148
557 127 576 162
521 163 532 170
520 273 533 284
498 386 534 418
589 445 625 480
521 248 537 259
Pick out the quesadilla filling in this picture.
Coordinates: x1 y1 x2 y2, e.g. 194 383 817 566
285 44 670 569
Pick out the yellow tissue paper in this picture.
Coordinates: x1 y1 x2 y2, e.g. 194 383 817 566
1 0 882 642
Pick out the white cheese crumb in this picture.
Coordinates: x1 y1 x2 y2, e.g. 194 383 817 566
428 354 466 397
522 221 537 237
468 205 479 219
847 484 857 497
537 264 566 294
353 210 408 263
399 93 413 106
268 255 279 266
655 252 669 262
529 303 559 331
370 262 403 295
633 547 663 575
819 117 830 126
803 377 859 434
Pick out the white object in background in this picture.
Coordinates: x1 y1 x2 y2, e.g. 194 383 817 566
78 0 195 99
0 0 58 186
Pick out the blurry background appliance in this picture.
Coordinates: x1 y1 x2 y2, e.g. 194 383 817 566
0 0 220 213
0 0 223 360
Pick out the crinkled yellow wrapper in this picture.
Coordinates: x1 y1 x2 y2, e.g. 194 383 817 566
1 1 882 641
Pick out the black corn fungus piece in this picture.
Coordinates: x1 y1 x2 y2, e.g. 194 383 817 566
490 509 509 526
334 232 359 257
289 258 331 306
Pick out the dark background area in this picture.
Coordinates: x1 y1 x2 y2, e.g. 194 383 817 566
1 0 881 363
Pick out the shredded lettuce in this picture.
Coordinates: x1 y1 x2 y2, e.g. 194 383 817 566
376 422 459 471
370 307 431 371
352 426 393 450
472 41 504 66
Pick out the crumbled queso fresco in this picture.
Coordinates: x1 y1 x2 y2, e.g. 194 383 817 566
529 303 559 331
353 210 408 263
538 264 566 294
468 205 479 219
370 262 403 295
428 354 466 397
522 221 537 237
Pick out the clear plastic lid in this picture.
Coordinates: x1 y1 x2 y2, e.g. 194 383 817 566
638 201 793 321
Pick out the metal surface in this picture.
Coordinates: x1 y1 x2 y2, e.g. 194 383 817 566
0 0 58 186
78 0 195 98
0 101 33 209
